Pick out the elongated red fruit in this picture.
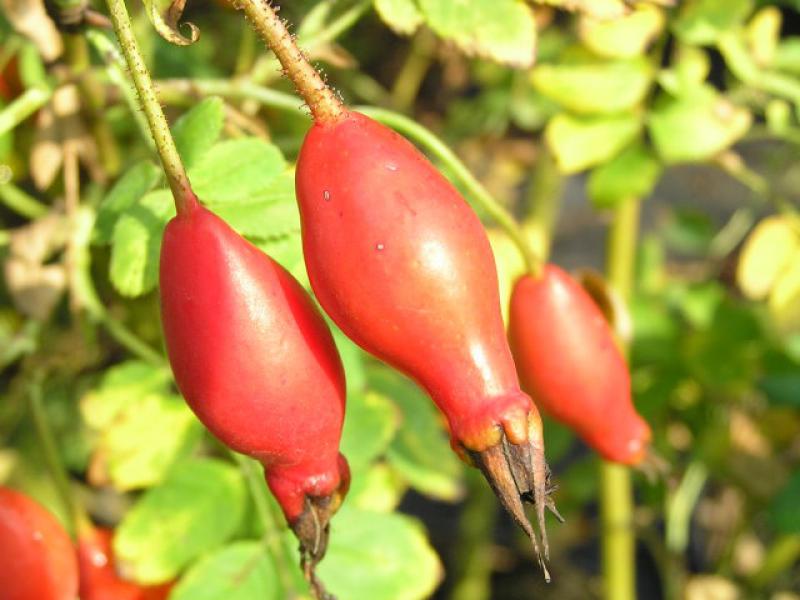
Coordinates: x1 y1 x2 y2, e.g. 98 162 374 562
159 198 349 569
296 111 555 573
0 487 79 600
509 265 651 465
78 527 173 600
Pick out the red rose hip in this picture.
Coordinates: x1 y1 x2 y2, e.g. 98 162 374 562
509 265 651 465
159 198 349 573
296 111 555 573
0 487 79 600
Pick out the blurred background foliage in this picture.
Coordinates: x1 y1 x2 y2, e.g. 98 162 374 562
1 0 800 598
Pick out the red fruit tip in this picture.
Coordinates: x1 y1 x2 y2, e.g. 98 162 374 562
467 414 559 582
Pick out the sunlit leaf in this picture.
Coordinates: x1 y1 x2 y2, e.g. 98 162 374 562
545 112 642 174
737 216 800 300
588 142 661 208
417 0 536 67
318 507 443 600
531 57 653 114
170 542 281 600
374 0 423 35
672 0 753 45
115 458 246 584
579 5 665 59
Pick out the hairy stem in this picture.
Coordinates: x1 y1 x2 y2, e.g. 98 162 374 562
239 0 345 124
103 0 195 213
600 196 641 600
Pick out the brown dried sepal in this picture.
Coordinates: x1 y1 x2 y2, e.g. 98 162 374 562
468 431 561 582
290 493 343 600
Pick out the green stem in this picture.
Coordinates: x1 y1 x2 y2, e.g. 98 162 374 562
600 196 641 600
28 374 85 539
239 0 346 124
71 207 163 365
85 30 156 151
104 0 195 213
233 452 303 599
449 469 497 600
0 181 49 218
523 148 563 264
390 30 436 112
665 461 708 554
65 33 121 177
304 0 371 49
749 534 800 589
0 86 52 137
154 79 541 274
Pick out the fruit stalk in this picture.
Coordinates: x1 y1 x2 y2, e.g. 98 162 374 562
103 0 195 213
237 0 345 124
601 197 641 600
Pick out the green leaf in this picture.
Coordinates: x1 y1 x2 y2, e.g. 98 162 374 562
170 542 280 600
417 0 536 67
374 0 423 35
102 393 203 491
672 0 753 45
333 327 367 393
769 471 800 533
189 139 287 204
774 37 800 75
545 112 642 174
253 233 306 285
204 172 299 241
531 58 653 114
340 391 399 472
109 189 175 297
579 5 665 59
95 161 162 244
172 97 225 170
369 367 464 502
588 142 661 208
759 374 800 408
531 57 653 114
347 463 406 512
115 458 247 584
318 507 442 600
81 361 172 429
648 87 752 163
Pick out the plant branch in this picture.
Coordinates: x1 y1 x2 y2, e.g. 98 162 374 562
0 86 52 137
85 30 156 151
0 180 49 219
600 196 642 600
103 0 195 214
233 452 304 599
28 373 90 539
238 0 345 124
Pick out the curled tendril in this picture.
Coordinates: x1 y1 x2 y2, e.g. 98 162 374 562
145 0 199 46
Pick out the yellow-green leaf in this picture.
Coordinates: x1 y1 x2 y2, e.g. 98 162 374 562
579 5 665 59
545 112 643 174
737 216 800 300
